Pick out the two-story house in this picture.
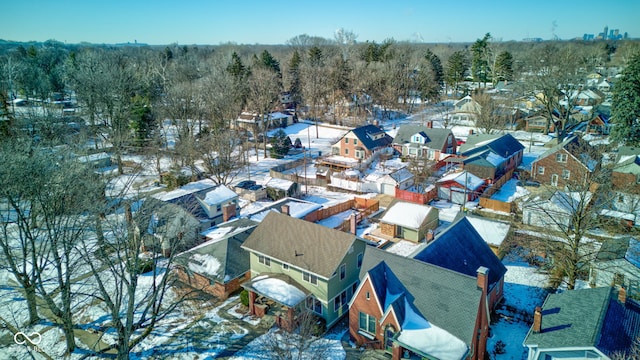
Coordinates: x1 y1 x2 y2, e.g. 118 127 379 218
450 95 481 124
331 124 393 161
531 136 598 188
241 211 367 330
459 133 525 182
392 124 457 161
609 148 640 224
349 246 493 360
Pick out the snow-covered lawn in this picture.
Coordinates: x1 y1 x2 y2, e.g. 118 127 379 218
490 179 530 203
230 328 346 360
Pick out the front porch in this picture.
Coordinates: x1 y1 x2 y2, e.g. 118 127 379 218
242 273 310 332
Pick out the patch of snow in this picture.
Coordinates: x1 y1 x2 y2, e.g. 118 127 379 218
381 202 435 229
187 253 222 277
386 240 422 257
252 278 306 307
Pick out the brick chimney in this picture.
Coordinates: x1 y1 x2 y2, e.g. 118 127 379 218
426 120 433 129
426 229 434 242
619 287 627 304
533 306 542 333
350 213 357 235
476 266 489 292
281 204 290 216
222 203 237 222
469 129 474 135
160 235 171 258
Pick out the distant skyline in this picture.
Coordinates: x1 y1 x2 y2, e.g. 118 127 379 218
2 0 639 45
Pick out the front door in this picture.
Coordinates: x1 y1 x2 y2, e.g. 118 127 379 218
384 326 395 353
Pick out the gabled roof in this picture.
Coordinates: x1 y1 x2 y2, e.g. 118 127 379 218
347 124 393 151
437 171 485 191
380 202 437 229
463 149 506 168
614 154 640 175
460 133 524 158
410 217 507 288
242 211 361 279
175 219 258 284
534 136 596 171
596 237 640 268
393 125 454 150
152 179 232 222
524 287 640 357
359 248 481 348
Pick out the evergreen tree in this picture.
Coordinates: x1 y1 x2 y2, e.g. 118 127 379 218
611 52 640 145
446 50 469 94
471 33 492 87
287 50 302 103
227 51 248 80
260 49 281 75
269 129 291 158
425 48 444 86
494 51 514 83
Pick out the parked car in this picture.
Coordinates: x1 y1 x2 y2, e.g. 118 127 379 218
236 180 256 189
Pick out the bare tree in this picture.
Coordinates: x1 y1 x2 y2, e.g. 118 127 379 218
301 46 329 138
247 66 281 160
473 90 509 134
257 310 332 360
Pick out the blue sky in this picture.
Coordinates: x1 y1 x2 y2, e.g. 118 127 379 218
3 0 638 45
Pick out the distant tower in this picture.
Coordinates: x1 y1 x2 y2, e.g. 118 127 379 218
604 25 609 40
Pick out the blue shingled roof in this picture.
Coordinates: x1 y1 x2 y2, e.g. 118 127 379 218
350 124 393 151
597 292 640 356
410 217 507 288
461 133 524 158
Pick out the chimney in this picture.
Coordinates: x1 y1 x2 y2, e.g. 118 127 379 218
469 129 474 135
619 287 627 304
426 120 433 129
160 235 171 258
476 266 489 292
350 213 357 235
222 203 237 222
533 306 542 333
281 204 290 216
426 229 434 242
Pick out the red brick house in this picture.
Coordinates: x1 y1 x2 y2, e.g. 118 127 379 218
349 247 492 360
331 124 393 161
531 136 598 188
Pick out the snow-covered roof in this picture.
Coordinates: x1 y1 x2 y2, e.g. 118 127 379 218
466 216 511 247
201 185 237 206
396 298 468 360
437 171 485 191
264 177 295 191
251 277 307 307
485 151 506 166
153 179 216 202
187 253 222 277
381 202 436 229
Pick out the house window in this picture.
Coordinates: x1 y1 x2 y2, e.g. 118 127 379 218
258 255 271 267
538 166 545 175
358 312 376 334
334 290 348 312
556 153 568 163
366 291 370 300
427 150 435 160
357 253 363 268
409 148 417 156
282 263 289 271
562 169 571 180
303 271 318 285
551 174 559 187
345 148 349 155
353 139 358 145
306 296 322 315
340 264 346 280
216 204 222 212
355 150 364 159
345 138 349 144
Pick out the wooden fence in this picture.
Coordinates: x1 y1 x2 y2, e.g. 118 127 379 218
479 169 515 213
395 186 437 205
